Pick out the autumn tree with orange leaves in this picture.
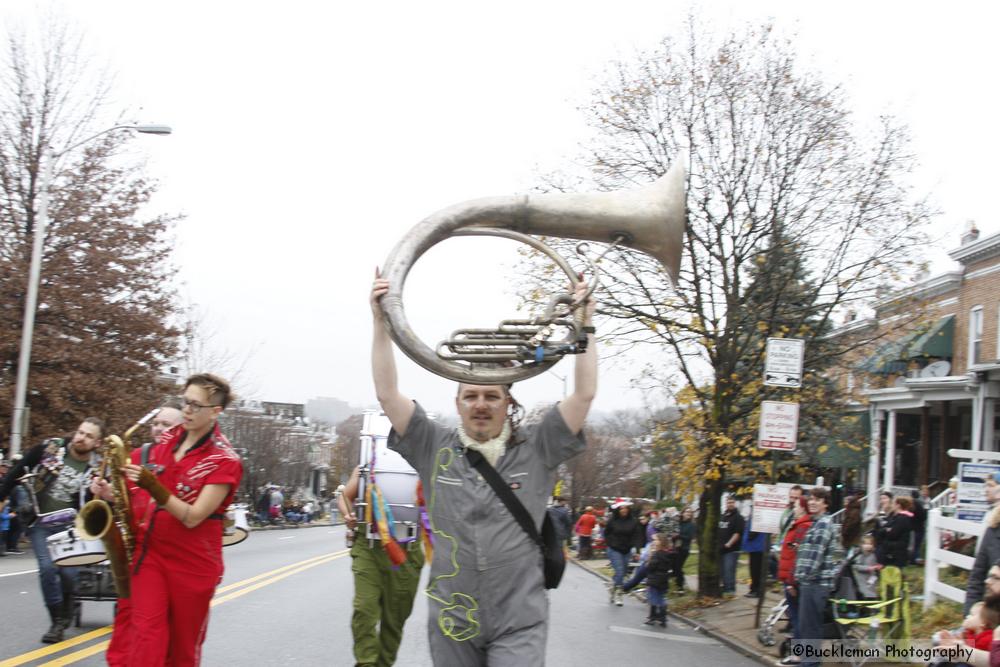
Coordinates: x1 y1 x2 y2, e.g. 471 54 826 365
0 22 181 446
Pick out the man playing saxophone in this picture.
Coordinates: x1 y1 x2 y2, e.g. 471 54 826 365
0 418 105 643
92 375 241 666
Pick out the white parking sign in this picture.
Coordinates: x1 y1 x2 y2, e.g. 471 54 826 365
764 338 804 388
752 484 790 534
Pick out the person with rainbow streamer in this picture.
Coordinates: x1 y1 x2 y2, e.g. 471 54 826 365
370 273 597 666
337 462 426 667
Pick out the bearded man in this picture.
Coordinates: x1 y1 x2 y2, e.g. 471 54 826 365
0 418 105 643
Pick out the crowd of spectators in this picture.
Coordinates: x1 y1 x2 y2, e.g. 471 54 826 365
253 485 322 525
560 483 937 666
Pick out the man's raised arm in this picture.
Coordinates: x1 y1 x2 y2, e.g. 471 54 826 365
558 281 597 435
371 272 415 436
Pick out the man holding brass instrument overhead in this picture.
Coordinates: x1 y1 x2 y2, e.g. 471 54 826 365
91 374 241 666
0 418 105 644
370 271 597 666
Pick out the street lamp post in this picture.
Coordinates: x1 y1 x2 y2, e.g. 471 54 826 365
9 124 171 457
549 371 568 399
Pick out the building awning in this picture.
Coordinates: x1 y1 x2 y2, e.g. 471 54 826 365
903 314 954 360
858 332 921 374
857 315 955 374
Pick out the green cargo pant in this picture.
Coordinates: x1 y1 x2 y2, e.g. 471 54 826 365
350 538 424 667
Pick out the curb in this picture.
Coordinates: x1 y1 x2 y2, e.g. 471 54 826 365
570 558 777 667
679 611 778 667
250 520 343 531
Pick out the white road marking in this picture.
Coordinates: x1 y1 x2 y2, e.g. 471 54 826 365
0 569 39 578
608 625 719 644
278 536 296 540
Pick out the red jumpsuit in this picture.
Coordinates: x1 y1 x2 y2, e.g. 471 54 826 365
106 424 242 666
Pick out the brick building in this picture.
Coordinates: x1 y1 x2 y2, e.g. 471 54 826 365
837 226 1000 514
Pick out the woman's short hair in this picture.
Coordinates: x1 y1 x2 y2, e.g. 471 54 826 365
184 373 233 409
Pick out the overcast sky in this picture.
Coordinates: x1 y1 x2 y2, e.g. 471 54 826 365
5 0 998 418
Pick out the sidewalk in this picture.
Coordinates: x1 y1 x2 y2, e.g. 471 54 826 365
251 517 340 531
572 555 895 667
574 555 783 665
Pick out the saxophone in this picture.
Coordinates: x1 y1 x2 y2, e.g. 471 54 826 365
76 408 159 599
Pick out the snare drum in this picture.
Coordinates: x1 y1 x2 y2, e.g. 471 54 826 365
357 426 420 542
47 528 106 567
222 504 250 547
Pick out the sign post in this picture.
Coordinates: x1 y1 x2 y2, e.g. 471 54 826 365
755 339 804 626
752 483 790 627
758 401 800 452
764 338 805 388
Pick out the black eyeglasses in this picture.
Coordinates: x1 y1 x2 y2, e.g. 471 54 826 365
182 399 222 413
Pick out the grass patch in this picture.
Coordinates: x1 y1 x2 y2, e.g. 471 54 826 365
911 601 963 639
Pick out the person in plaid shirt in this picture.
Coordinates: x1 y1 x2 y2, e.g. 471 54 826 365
788 487 842 667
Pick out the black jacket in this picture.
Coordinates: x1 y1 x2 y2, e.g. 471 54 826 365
678 520 696 551
966 515 1000 613
0 439 92 513
720 508 745 554
0 440 61 502
646 549 673 590
604 512 645 554
876 511 912 567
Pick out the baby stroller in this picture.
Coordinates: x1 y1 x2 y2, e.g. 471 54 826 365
757 597 789 647
759 558 867 660
73 563 118 626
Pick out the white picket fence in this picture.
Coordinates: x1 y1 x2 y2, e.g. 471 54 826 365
923 507 985 609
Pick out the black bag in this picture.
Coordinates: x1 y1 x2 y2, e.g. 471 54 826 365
466 450 566 589
539 513 567 589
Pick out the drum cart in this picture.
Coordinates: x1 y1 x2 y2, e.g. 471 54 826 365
72 562 118 626
44 526 117 626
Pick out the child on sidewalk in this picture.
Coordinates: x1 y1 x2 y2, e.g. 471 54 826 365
642 533 673 627
850 534 881 600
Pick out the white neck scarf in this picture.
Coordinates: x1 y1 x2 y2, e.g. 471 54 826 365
457 419 511 468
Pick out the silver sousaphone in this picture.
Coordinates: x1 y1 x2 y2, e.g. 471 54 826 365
379 161 688 385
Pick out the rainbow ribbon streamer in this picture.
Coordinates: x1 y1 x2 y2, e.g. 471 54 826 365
417 480 434 563
369 483 407 566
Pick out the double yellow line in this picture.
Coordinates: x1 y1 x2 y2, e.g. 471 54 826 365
0 549 348 667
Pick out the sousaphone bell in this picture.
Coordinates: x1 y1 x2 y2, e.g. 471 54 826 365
379 161 687 385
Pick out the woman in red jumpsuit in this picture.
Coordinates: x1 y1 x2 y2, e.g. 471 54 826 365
112 373 241 666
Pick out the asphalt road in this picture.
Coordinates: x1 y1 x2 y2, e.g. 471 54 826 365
0 526 760 666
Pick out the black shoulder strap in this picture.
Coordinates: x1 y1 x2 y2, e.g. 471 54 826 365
141 442 153 467
466 449 542 549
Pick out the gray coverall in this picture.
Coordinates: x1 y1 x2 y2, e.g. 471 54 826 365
389 403 585 666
